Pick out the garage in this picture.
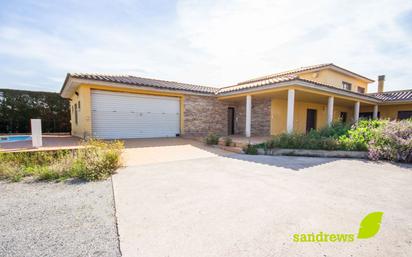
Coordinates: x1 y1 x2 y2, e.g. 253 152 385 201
91 90 180 139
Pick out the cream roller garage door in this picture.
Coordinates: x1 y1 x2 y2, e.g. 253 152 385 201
91 90 180 139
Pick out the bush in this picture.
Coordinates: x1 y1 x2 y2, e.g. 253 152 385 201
266 132 341 151
260 119 412 162
338 119 386 151
205 133 220 145
0 139 124 182
368 120 412 163
264 120 387 152
318 121 351 138
243 144 258 155
73 139 124 180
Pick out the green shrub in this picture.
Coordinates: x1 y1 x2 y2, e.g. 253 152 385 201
205 133 220 145
265 132 340 150
0 139 124 182
259 119 412 161
224 137 233 146
243 144 259 155
73 140 124 181
317 121 351 138
338 119 386 151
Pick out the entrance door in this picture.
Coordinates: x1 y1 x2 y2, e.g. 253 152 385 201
340 112 347 123
227 107 235 135
306 109 317 133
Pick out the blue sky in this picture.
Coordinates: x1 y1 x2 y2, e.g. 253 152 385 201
0 0 411 92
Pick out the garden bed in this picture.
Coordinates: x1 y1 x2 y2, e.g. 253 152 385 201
0 139 123 182
241 119 412 163
257 148 367 158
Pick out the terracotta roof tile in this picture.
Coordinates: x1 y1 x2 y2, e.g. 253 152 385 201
62 67 411 104
218 75 298 93
236 63 374 85
69 73 219 94
369 89 412 102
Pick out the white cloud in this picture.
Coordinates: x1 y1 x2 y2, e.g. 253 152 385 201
175 0 412 91
0 0 411 92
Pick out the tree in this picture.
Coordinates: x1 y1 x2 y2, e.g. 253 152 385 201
0 88 70 133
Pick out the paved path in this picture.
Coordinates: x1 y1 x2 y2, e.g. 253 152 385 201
113 138 412 257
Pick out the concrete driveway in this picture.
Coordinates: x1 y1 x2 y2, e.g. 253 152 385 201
112 138 412 257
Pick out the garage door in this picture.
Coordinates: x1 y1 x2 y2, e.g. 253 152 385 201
91 90 180 139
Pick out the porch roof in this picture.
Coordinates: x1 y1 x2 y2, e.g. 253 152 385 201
217 76 380 103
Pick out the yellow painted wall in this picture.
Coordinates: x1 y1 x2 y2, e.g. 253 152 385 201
69 86 92 138
271 99 287 134
271 99 355 135
360 104 412 120
299 69 369 93
68 84 185 138
333 105 354 123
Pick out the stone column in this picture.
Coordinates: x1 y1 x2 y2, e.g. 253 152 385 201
327 96 334 126
287 89 295 133
245 95 252 137
373 105 379 119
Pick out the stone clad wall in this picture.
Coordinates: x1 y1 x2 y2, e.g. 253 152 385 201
234 97 271 136
251 97 271 136
183 95 271 137
183 95 230 136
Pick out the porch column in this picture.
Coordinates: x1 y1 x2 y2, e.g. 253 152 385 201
245 95 252 137
327 96 334 126
287 89 295 133
373 105 379 119
354 101 360 123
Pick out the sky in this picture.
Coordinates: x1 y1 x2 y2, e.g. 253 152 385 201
0 0 411 93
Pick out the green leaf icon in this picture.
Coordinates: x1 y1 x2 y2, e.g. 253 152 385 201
357 212 384 239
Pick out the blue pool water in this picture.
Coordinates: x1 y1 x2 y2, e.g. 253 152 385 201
0 135 32 143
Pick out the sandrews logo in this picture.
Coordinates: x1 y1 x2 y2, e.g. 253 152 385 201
292 212 384 242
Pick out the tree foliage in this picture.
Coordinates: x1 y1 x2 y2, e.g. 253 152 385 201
0 88 70 133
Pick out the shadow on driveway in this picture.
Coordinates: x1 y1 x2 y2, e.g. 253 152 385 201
121 137 340 170
226 153 338 170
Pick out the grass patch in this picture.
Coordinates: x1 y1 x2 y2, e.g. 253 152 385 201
0 139 124 182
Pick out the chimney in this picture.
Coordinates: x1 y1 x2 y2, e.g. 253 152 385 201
378 75 385 93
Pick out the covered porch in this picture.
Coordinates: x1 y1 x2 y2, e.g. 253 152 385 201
218 86 379 137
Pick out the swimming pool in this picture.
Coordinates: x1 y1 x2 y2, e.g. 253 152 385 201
0 135 32 143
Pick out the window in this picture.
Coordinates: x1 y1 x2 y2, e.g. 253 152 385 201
357 87 365 93
342 82 352 91
359 112 380 119
398 111 412 120
74 103 78 125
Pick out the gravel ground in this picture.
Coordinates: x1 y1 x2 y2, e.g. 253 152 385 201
0 179 121 257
